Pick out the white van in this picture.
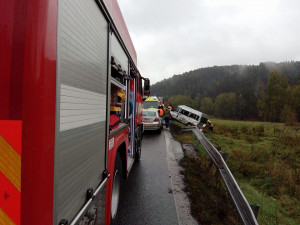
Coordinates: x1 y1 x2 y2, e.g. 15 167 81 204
170 105 208 126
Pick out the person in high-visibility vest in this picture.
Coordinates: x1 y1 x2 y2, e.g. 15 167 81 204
158 106 163 117
163 106 171 128
207 120 214 132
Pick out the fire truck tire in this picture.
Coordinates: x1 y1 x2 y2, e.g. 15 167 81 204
111 153 122 220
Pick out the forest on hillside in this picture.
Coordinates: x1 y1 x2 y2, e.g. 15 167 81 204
151 61 300 122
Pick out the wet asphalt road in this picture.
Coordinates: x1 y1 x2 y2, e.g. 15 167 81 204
111 130 179 225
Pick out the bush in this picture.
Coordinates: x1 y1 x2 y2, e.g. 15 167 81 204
252 125 264 136
216 124 238 135
241 126 249 134
274 126 283 134
280 105 298 126
285 109 298 126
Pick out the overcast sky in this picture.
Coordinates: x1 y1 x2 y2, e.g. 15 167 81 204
118 0 300 84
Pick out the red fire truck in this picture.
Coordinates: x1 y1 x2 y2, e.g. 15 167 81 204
0 0 150 224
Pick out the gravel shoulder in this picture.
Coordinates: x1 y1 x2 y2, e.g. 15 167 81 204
164 129 198 225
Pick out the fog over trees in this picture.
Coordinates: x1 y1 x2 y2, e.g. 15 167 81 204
151 61 300 122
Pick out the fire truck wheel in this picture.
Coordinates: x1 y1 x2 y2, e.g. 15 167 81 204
135 137 141 160
111 153 122 220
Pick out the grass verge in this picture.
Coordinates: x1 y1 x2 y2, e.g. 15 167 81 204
205 119 300 225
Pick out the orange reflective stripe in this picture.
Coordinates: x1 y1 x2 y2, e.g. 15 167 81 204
0 121 22 156
0 121 22 225
0 136 21 191
0 208 16 225
0 172 20 225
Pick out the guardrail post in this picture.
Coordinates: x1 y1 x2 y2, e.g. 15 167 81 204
194 140 200 151
219 151 228 162
250 204 260 218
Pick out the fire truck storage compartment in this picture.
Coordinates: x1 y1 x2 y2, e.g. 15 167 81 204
111 33 129 75
110 32 130 129
54 0 108 223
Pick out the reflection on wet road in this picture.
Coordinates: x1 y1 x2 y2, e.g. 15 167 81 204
111 130 178 225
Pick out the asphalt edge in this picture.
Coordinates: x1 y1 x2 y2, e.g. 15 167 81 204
164 129 198 225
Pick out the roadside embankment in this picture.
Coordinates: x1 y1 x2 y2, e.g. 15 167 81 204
169 121 242 225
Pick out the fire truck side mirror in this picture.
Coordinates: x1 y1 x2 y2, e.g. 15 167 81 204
143 78 150 96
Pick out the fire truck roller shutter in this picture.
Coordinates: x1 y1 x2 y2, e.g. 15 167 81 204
111 33 129 74
54 0 108 223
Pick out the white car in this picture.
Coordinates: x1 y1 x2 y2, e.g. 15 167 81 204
142 110 163 133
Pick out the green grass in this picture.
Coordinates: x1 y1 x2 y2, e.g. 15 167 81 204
205 119 300 224
171 121 194 144
240 183 299 225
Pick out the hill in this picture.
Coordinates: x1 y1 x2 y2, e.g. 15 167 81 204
151 61 300 120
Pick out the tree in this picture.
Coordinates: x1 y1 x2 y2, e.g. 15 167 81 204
289 85 300 121
237 94 247 120
167 95 198 109
200 97 214 115
214 92 238 119
281 105 298 125
257 71 288 122
280 104 291 123
193 94 201 110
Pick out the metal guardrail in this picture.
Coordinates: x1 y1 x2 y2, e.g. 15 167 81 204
183 126 259 225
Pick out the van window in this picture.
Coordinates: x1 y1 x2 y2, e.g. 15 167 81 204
189 113 198 121
188 113 194 119
180 109 189 117
173 106 179 112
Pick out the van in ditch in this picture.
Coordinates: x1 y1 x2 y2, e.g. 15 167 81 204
170 105 208 126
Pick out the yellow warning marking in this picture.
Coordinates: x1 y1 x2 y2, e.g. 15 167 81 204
0 136 21 191
0 208 16 225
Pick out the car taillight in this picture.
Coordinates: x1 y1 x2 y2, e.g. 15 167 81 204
154 117 159 122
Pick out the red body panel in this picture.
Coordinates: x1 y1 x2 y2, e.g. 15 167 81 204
21 1 57 224
135 76 144 127
105 128 129 225
0 0 14 119
136 94 143 126
0 0 58 224
1 0 57 223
